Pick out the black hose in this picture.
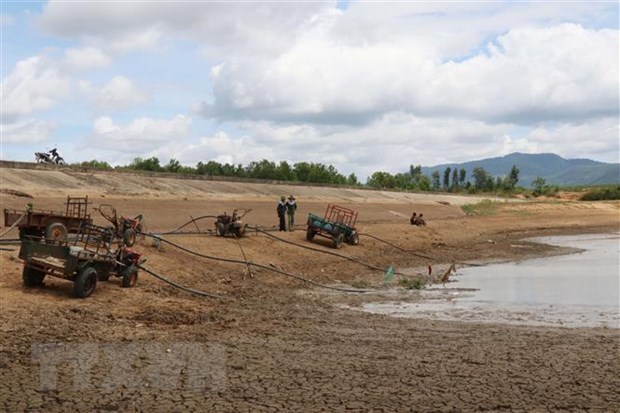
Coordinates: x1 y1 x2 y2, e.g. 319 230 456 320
142 232 371 293
160 215 218 234
138 264 223 299
247 225 411 277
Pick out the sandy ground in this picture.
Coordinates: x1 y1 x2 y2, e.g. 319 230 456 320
0 166 619 412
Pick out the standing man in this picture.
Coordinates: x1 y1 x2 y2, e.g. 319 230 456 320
286 195 297 231
277 196 287 231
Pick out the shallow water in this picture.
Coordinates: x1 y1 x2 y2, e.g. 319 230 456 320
360 233 620 328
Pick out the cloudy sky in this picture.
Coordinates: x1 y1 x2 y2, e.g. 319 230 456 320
1 1 618 180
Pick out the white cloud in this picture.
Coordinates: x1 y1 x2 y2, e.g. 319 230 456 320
62 47 111 71
0 119 55 143
206 23 618 127
80 76 150 112
8 1 616 173
1 56 71 121
85 115 192 153
518 118 620 161
38 1 330 56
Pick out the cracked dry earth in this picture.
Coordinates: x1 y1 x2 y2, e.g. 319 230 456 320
0 190 619 412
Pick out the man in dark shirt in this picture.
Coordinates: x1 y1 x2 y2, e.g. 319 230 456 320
277 196 287 231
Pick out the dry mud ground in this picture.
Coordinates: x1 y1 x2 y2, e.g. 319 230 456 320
0 166 619 412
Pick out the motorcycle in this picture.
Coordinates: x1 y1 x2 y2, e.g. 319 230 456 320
34 149 65 165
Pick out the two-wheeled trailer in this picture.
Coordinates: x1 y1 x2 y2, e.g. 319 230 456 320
4 196 92 242
18 223 144 298
306 204 360 249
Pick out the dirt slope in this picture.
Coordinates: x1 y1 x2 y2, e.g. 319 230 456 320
0 165 500 205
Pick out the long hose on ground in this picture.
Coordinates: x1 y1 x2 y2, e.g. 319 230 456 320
160 215 218 234
142 232 371 293
138 264 223 299
162 216 479 269
247 225 418 277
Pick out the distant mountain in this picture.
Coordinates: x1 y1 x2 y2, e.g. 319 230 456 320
420 153 620 187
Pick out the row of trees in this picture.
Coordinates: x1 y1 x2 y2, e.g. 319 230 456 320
77 157 523 194
79 157 358 186
367 164 521 193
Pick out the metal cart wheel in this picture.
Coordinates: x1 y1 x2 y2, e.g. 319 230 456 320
45 222 68 242
333 233 345 249
74 266 98 298
23 266 45 287
306 228 316 241
121 265 139 288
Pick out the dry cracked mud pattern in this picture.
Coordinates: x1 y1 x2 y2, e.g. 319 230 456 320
0 177 619 412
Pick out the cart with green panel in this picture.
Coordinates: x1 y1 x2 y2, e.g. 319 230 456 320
306 203 360 249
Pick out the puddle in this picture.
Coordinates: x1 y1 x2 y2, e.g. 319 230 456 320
353 233 620 328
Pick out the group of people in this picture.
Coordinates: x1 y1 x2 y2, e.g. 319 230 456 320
277 195 297 231
410 212 426 226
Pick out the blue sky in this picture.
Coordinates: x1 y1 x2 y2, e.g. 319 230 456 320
1 1 618 180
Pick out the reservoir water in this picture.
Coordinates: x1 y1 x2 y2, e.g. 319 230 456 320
360 233 620 328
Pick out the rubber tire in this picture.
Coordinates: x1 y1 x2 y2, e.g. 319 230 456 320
121 265 139 288
348 232 360 246
333 233 345 249
74 267 97 298
56 158 65 165
23 266 45 287
123 228 136 247
216 223 225 236
306 228 316 241
45 222 68 242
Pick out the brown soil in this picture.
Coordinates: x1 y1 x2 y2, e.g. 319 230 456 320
0 166 619 412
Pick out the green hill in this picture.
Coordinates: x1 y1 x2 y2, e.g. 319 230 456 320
421 153 620 187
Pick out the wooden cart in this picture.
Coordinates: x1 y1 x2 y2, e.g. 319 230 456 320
5 196 92 242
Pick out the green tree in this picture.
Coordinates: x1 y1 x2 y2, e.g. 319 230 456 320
451 168 459 189
78 159 112 170
531 177 547 196
417 174 431 191
277 161 294 181
164 158 181 173
443 167 451 190
458 168 467 186
431 171 441 190
472 167 494 191
346 173 358 186
507 164 520 189
367 171 396 189
246 159 278 179
196 160 224 176
128 157 161 172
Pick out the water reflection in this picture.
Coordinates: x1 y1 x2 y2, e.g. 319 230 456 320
360 233 620 328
